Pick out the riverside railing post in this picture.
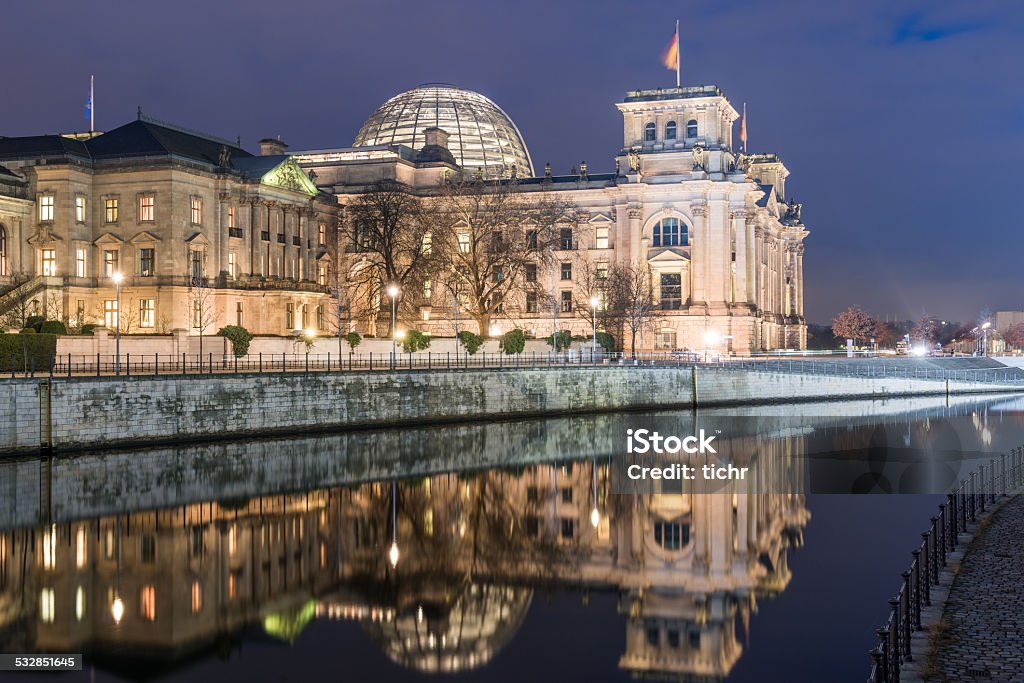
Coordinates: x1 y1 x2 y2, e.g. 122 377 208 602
870 648 885 683
929 516 940 583
182 352 187 375
938 506 947 565
900 575 912 661
969 472 977 520
888 598 901 679
920 532 931 606
990 459 997 504
876 628 890 683
948 494 957 550
911 550 922 628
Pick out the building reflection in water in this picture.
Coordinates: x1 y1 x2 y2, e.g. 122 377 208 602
0 454 808 681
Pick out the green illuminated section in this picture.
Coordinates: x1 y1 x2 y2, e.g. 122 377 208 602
261 159 318 196
263 599 317 642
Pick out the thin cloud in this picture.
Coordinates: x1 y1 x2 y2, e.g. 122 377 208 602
891 10 992 44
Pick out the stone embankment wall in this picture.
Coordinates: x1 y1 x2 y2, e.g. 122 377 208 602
0 366 1016 454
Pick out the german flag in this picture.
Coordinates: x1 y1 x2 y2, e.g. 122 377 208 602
662 28 679 72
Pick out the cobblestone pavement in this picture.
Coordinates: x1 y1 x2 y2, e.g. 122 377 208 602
930 494 1024 682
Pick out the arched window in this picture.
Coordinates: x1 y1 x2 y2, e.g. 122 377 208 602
665 121 677 140
0 224 7 276
686 119 698 139
652 217 689 247
644 122 656 142
654 521 690 550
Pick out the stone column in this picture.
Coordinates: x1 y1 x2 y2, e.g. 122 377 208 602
615 205 630 267
249 201 261 276
628 207 643 267
753 226 763 311
705 201 728 311
795 244 804 316
218 194 230 280
730 209 748 305
690 204 707 306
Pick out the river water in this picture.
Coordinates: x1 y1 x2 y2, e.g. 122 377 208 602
1 394 1022 682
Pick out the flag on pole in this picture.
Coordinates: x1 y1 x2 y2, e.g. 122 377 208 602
661 28 679 72
740 102 747 154
84 75 94 132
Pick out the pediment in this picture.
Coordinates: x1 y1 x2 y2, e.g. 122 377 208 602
186 232 211 246
27 228 61 245
317 252 333 263
588 212 614 224
647 247 691 264
93 232 124 246
262 158 318 196
129 230 161 245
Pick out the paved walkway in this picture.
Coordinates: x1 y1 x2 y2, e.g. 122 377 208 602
930 494 1024 682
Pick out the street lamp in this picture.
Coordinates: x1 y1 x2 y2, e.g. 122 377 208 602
982 321 991 356
703 330 720 362
387 284 399 361
590 296 600 363
112 272 123 374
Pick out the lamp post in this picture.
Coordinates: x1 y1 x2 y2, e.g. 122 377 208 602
387 284 399 362
982 321 991 356
112 272 123 375
589 295 600 364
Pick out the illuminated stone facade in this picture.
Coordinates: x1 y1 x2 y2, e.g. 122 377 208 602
301 84 809 353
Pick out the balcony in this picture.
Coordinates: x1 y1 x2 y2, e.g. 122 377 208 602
228 228 244 238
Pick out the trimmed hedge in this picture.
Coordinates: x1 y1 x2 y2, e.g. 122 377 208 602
0 333 57 372
39 320 67 335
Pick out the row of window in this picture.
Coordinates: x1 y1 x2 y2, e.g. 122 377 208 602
644 119 698 143
37 582 201 625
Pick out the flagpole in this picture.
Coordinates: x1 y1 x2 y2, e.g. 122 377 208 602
90 75 94 133
675 19 680 88
742 102 746 154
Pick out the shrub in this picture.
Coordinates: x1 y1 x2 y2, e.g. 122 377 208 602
25 315 46 332
499 329 526 355
39 321 67 335
344 331 362 351
79 324 98 335
217 325 254 357
457 330 485 355
596 331 615 352
545 330 572 352
19 328 36 335
0 333 57 372
400 329 432 353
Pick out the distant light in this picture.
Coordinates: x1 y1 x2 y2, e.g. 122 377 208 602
489 324 501 337
395 329 406 339
305 328 316 338
982 322 991 330
387 285 399 298
111 272 123 285
704 330 720 346
590 296 600 308
912 345 928 357
591 507 600 528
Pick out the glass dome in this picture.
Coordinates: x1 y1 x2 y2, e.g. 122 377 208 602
353 84 534 179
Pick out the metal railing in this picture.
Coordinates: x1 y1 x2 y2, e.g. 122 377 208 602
866 447 1024 683
731 358 1024 386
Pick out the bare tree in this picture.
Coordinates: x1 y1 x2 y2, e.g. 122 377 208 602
1003 323 1024 352
910 315 938 345
430 176 575 335
189 285 219 356
832 306 875 346
0 273 38 330
344 181 438 336
573 256 618 348
607 264 659 355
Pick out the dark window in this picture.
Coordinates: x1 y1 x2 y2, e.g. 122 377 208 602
654 522 689 550
526 486 539 502
261 231 270 241
525 263 538 282
0 224 7 277
646 625 659 646
525 516 540 536
644 122 656 142
561 487 573 503
560 518 574 539
653 218 685 247
492 268 503 283
560 291 573 313
190 251 202 279
139 248 155 276
190 527 204 557
689 630 701 648
660 273 682 310
668 629 680 648
560 262 572 280
526 292 538 313
140 535 156 563
526 230 538 249
560 228 574 250
686 119 698 139
666 121 677 140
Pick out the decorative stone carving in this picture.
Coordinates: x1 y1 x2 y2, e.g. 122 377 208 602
691 205 707 218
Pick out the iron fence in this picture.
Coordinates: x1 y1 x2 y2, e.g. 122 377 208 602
866 447 1024 683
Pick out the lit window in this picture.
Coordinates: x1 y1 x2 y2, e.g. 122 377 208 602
39 194 54 222
644 122 656 142
228 524 237 556
560 262 572 281
190 196 202 224
560 228 574 250
286 303 295 330
76 526 87 569
139 585 156 621
139 299 155 328
105 198 118 223
75 586 85 622
104 300 118 329
40 588 55 624
0 224 7 276
139 248 155 276
423 278 432 299
75 196 87 222
655 329 676 350
227 206 236 229
191 581 202 614
103 250 119 277
316 304 324 330
686 119 698 139
317 264 327 286
318 222 327 246
666 121 677 140
420 231 431 253
458 233 470 254
192 300 202 328
42 249 57 276
75 248 87 278
139 194 155 222
560 290 573 313
42 525 56 570
228 253 236 278
595 226 609 249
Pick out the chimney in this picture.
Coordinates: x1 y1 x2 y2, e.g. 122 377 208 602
259 136 288 156
422 127 449 149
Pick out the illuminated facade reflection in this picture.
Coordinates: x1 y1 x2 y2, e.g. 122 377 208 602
0 454 806 681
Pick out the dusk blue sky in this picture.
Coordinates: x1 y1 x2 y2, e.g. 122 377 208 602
2 0 1021 323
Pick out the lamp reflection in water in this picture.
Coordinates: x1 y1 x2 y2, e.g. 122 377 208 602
591 456 600 528
389 481 399 568
110 515 123 624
